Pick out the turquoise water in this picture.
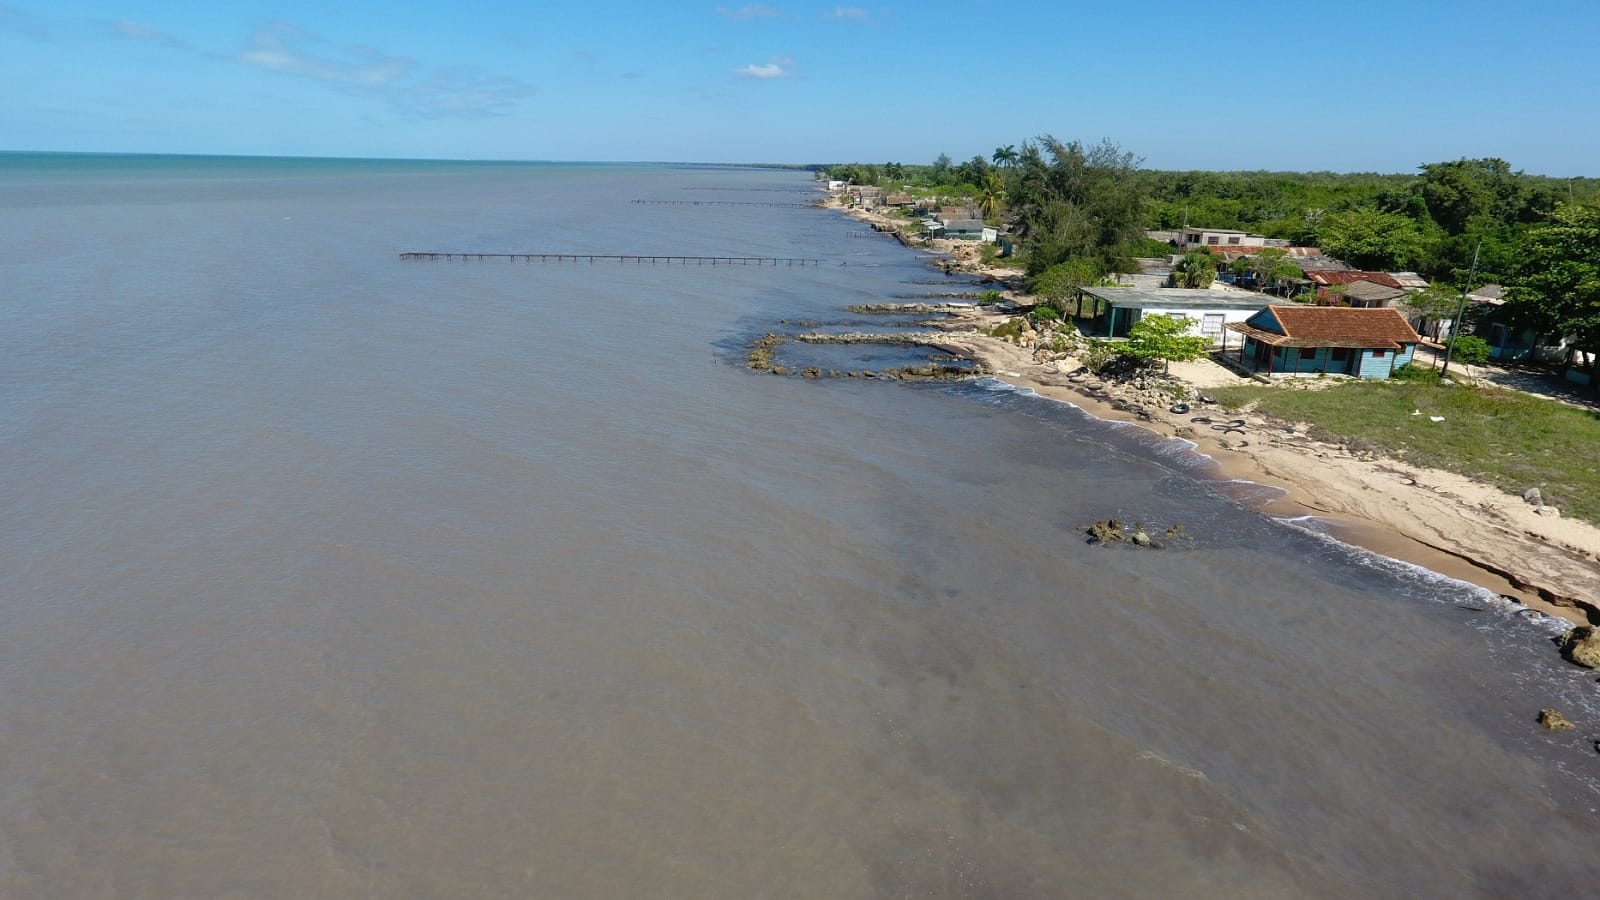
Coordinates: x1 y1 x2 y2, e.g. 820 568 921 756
0 153 1595 898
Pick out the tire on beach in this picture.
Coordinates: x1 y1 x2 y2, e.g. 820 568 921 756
1169 403 1190 415
1212 424 1246 435
1190 416 1214 425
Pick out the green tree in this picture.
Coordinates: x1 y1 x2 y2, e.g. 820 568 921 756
1400 282 1465 340
1028 260 1100 313
1504 203 1600 375
1446 334 1492 368
1121 314 1212 373
992 145 1019 168
1009 136 1146 276
1316 206 1428 270
1242 247 1302 294
978 172 1005 221
1171 249 1218 288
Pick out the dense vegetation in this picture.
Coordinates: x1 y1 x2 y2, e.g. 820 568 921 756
820 141 1600 379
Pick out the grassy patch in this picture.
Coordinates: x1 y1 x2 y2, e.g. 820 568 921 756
1210 380 1600 524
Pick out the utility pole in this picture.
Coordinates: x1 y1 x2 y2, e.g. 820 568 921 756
1440 240 1482 378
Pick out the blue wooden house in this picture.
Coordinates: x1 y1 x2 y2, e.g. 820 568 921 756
1222 305 1422 378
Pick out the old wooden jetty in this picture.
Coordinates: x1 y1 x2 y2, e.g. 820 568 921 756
399 252 823 266
681 186 820 193
632 199 817 208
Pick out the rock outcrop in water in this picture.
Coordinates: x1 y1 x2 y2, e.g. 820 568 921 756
1083 520 1192 549
1555 626 1600 668
1537 708 1576 730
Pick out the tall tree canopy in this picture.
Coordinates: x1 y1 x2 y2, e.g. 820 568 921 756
1315 207 1428 271
1505 203 1600 357
1008 136 1146 277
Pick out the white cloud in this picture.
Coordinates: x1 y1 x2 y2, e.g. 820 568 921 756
716 5 787 21
236 23 535 118
114 20 184 46
734 56 795 79
239 24 415 87
826 6 870 20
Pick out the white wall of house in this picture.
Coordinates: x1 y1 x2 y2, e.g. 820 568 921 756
1118 306 1258 342
1179 229 1266 250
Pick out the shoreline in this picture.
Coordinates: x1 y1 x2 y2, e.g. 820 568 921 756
828 196 1600 629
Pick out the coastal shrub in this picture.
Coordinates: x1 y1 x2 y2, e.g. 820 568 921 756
1029 306 1061 323
977 289 1005 306
1082 340 1117 373
986 318 1027 342
1117 315 1210 374
1390 363 1442 383
1446 335 1492 368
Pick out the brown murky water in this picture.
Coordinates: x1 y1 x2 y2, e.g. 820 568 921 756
0 156 1595 897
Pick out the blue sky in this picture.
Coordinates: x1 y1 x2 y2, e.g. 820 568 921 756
4 1 1598 174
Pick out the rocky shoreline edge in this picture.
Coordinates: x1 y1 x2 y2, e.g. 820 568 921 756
784 191 1600 697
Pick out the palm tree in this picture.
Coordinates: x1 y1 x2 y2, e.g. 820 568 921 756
992 145 1019 168
978 172 1006 221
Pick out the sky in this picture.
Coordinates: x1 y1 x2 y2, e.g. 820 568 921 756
4 1 1599 174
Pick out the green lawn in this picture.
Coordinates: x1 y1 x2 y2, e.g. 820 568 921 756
1210 379 1600 524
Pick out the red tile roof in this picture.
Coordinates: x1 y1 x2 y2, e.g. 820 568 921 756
1224 305 1421 348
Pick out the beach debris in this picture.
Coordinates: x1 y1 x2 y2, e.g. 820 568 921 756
1537 506 1562 518
1556 626 1600 668
1537 708 1576 730
1523 487 1544 506
1429 415 1446 422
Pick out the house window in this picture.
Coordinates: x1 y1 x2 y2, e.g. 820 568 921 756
1330 348 1350 362
1228 236 1241 245
1372 349 1387 358
1207 236 1220 245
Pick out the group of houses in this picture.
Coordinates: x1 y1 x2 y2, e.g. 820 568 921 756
1098 225 1579 379
832 183 1580 380
1074 285 1423 380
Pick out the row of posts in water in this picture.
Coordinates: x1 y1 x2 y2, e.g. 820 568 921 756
399 252 824 266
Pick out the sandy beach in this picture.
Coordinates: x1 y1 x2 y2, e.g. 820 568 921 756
834 198 1600 628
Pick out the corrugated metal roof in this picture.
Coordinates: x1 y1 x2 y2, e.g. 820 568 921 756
1305 271 1404 288
1341 280 1406 302
1081 286 1267 310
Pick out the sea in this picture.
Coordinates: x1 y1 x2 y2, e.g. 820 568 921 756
0 152 1596 898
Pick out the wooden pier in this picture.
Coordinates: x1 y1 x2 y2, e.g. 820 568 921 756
681 187 820 193
632 199 818 208
400 252 823 266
